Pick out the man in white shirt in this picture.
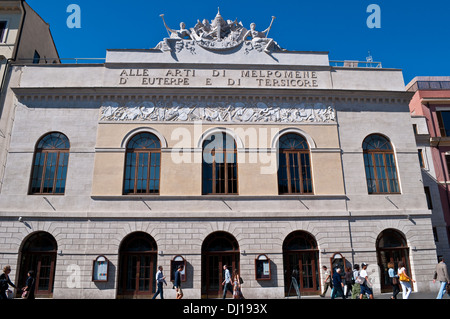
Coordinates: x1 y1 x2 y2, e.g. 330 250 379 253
222 265 233 299
358 263 373 299
152 266 167 299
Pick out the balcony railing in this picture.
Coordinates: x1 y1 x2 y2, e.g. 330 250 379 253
14 57 106 64
330 60 382 68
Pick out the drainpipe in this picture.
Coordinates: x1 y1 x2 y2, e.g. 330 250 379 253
12 0 26 62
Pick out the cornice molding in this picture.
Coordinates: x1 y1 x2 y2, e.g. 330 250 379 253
11 87 412 105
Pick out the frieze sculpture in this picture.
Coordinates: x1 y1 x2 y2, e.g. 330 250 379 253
99 101 336 123
156 8 284 53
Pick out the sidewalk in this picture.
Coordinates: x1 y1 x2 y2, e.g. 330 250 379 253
299 291 442 299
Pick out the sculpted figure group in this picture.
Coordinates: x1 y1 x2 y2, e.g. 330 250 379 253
158 8 279 53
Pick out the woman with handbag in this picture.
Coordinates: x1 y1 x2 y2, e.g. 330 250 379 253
398 262 415 299
388 262 400 299
21 270 35 299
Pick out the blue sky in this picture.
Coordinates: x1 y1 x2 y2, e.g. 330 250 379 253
27 0 450 85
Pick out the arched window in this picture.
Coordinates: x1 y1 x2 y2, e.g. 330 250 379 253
278 133 313 194
29 132 70 194
202 132 238 195
123 132 161 195
363 134 400 194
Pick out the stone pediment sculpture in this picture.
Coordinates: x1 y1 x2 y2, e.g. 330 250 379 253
156 8 284 54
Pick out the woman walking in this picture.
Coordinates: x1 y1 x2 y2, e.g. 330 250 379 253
398 261 415 299
22 270 35 299
0 265 16 299
344 267 353 298
388 262 400 299
232 269 244 299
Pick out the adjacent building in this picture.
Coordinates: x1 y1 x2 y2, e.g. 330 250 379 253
0 10 438 298
408 76 450 262
0 0 60 195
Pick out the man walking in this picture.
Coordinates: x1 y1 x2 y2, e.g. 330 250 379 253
359 263 374 299
433 257 450 299
331 268 346 299
320 266 331 297
174 265 183 299
222 265 233 299
152 266 166 299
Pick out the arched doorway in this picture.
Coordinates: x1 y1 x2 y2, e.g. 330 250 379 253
201 231 239 299
376 229 410 292
18 231 57 298
117 232 157 299
283 231 320 296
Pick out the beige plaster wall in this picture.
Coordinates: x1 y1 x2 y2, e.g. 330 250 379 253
92 122 344 196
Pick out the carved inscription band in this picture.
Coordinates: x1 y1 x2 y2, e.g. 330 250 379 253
118 68 321 89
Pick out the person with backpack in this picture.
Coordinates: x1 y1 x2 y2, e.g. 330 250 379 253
351 264 361 299
358 263 374 299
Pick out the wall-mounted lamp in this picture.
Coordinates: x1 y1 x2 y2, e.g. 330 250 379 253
58 250 63 256
159 251 164 256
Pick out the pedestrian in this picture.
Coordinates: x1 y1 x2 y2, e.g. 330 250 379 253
320 265 332 297
152 265 167 299
232 269 244 299
388 262 400 299
351 264 361 299
358 263 374 299
0 265 16 300
398 261 414 299
174 265 183 299
344 266 353 298
21 270 35 300
331 268 346 299
433 257 449 299
222 265 233 299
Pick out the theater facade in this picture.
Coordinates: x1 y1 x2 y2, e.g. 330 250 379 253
0 11 438 298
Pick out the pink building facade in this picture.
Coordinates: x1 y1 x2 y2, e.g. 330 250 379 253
408 76 450 260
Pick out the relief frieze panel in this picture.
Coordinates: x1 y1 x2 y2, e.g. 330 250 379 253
99 100 336 123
